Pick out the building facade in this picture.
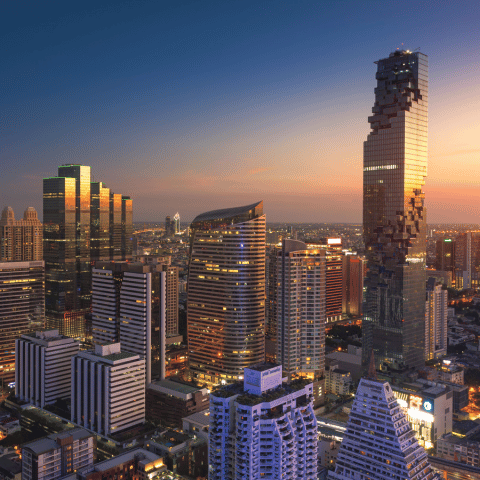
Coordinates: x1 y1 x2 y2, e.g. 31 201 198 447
267 239 325 403
43 165 132 339
362 50 429 371
328 376 439 480
71 343 145 436
435 238 455 276
22 428 95 480
16 330 80 407
187 201 266 386
0 260 44 383
342 254 364 317
209 364 318 480
0 207 42 262
425 277 448 360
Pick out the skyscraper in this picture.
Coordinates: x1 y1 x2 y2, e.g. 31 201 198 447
173 212 180 234
435 238 455 286
342 254 365 317
187 201 265 386
268 239 326 403
425 277 448 360
328 371 439 480
0 260 45 383
0 206 43 262
43 165 132 338
362 50 428 371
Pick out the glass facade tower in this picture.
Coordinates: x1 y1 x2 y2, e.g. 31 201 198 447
362 51 428 371
187 201 265 386
43 165 133 339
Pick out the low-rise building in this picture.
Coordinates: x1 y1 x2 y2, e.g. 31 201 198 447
182 408 210 442
145 430 208 479
325 360 353 396
76 448 165 480
146 379 209 429
22 428 96 480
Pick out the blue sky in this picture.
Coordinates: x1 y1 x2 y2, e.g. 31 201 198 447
2 0 480 222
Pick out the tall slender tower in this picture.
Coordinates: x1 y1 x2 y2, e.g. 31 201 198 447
362 50 428 371
187 201 265 386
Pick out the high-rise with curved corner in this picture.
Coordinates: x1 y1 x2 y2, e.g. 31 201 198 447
362 50 428 371
187 201 265 386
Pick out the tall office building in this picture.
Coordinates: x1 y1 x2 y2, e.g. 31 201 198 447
0 207 43 262
16 330 79 407
92 260 169 383
342 254 365 317
173 212 180 234
187 201 265 386
328 372 439 480
435 238 455 287
455 232 480 290
362 50 428 371
165 215 173 236
269 240 325 393
209 364 318 480
425 278 448 360
43 165 132 338
71 343 145 436
0 260 44 383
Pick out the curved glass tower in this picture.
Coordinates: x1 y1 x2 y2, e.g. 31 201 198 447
187 201 265 385
362 50 428 371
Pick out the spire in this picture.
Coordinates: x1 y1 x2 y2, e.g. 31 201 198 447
367 349 377 381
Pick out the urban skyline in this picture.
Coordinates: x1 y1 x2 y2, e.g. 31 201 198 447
2 1 480 224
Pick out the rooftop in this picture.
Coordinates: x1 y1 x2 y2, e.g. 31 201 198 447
23 428 93 455
248 362 279 372
191 201 263 225
149 379 202 395
84 448 160 472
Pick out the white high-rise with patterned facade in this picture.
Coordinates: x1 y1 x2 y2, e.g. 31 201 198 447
328 366 439 480
209 363 317 480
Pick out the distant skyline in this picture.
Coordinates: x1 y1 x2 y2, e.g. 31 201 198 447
2 0 480 223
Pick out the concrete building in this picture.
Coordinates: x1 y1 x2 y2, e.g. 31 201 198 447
325 360 353 396
425 277 448 360
76 448 165 480
146 379 209 429
145 430 208 479
437 433 480 467
209 363 318 480
329 373 439 480
392 383 453 449
22 428 95 480
0 260 44 383
92 259 172 383
71 343 145 436
316 418 346 469
0 206 42 262
15 330 80 407
268 239 326 403
182 408 210 442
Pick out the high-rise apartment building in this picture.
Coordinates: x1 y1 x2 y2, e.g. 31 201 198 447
43 165 132 338
187 202 266 386
455 232 480 289
435 238 455 286
16 330 80 407
209 364 318 480
71 343 145 436
22 429 96 480
425 278 448 360
0 260 44 383
0 207 42 262
307 238 343 323
328 373 439 480
268 240 325 403
342 254 365 317
362 50 428 371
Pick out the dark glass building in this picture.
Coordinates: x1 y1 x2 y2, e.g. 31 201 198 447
43 165 133 339
362 50 428 371
187 201 265 386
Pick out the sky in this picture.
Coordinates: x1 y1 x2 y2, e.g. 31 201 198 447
1 0 480 223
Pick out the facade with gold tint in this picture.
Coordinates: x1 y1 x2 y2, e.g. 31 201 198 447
187 201 265 385
43 165 132 338
0 207 43 262
362 50 428 370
